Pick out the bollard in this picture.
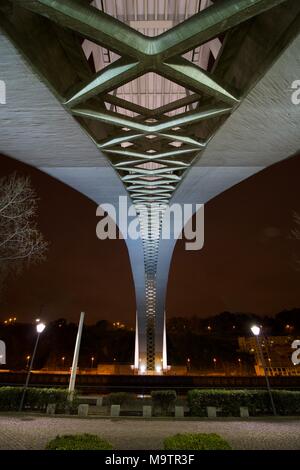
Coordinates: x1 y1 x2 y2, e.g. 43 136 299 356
175 406 184 418
110 405 120 417
240 406 249 418
78 404 89 417
143 405 152 417
46 403 56 415
206 406 217 418
96 397 103 406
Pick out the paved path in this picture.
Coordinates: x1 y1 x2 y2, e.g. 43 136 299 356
0 414 300 450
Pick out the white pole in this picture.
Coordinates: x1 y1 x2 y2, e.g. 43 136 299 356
162 311 167 371
134 311 139 370
68 311 85 398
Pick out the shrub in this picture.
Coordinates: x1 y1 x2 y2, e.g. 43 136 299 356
46 434 113 450
188 389 254 416
24 388 70 411
107 392 134 406
0 386 71 412
188 389 300 416
0 386 22 410
164 433 232 450
271 390 300 416
151 390 177 415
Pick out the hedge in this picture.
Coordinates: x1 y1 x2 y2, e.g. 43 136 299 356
188 389 300 416
151 390 177 415
106 392 135 406
0 386 73 412
46 434 113 450
164 433 232 450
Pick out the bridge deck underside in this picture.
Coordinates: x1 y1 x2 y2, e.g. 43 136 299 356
0 0 299 372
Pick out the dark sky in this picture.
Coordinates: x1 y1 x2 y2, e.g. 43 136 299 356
0 153 300 325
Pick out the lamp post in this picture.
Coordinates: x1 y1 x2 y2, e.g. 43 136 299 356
91 356 95 369
19 322 46 412
251 325 276 416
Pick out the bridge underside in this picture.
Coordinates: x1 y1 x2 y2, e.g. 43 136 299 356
0 0 299 373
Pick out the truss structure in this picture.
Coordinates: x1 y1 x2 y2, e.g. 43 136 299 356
1 0 299 372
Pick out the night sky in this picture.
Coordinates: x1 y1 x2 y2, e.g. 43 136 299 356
0 153 299 325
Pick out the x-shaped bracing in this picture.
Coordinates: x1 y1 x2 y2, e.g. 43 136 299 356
13 0 288 206
15 0 287 109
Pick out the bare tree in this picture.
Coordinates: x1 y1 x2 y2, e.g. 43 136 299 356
0 173 47 279
291 212 300 240
291 211 300 270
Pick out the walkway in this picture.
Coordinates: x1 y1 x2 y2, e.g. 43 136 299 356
0 414 299 450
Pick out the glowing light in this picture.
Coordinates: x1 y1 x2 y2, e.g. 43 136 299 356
140 364 146 374
36 322 46 333
251 325 260 336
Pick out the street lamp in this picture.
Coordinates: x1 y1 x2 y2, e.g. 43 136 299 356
19 322 46 412
61 356 66 368
250 325 276 416
251 325 260 336
91 356 95 369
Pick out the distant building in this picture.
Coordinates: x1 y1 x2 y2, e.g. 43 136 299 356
238 335 300 376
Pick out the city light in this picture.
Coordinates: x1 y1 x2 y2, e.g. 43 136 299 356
155 365 162 373
285 324 294 331
3 317 17 325
140 364 146 374
113 321 126 329
251 325 261 336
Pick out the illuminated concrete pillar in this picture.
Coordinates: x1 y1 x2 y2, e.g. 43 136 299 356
163 312 167 371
